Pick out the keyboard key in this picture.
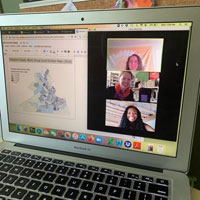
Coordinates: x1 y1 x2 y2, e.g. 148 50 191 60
148 183 168 196
133 181 146 191
55 166 68 174
0 163 13 172
24 191 39 200
33 161 46 170
114 171 125 177
39 183 53 193
142 176 154 183
10 166 23 174
64 161 75 167
0 172 7 181
67 168 80 177
81 180 94 191
51 185 66 196
108 186 122 198
139 192 152 200
11 151 21 156
79 191 93 200
94 183 108 194
154 196 167 200
92 173 105 182
26 180 41 190
53 159 63 165
76 163 87 169
45 164 57 172
123 189 136 200
156 178 169 186
43 173 57 182
31 155 41 160
88 166 99 171
80 170 93 179
0 154 6 161
55 175 69 185
119 178 131 188
13 157 26 165
42 157 52 162
23 159 36 167
94 195 108 200
21 153 31 158
101 168 112 174
1 149 11 154
68 177 82 188
39 194 53 200
127 173 139 180
105 175 118 185
21 168 34 177
65 188 79 199
15 177 29 187
0 185 15 196
2 155 16 163
31 170 45 180
11 188 27 199
3 174 18 184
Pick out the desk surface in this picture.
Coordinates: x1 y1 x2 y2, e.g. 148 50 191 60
191 187 200 200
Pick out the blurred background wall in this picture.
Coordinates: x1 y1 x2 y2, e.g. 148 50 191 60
1 0 23 13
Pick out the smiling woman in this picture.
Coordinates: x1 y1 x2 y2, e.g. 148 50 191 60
119 105 154 132
107 38 163 72
126 53 143 71
106 71 135 101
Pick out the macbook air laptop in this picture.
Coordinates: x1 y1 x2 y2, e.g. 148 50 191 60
0 6 199 200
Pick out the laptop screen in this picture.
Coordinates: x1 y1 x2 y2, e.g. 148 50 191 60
1 22 192 157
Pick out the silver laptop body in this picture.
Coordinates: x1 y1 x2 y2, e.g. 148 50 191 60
0 6 199 200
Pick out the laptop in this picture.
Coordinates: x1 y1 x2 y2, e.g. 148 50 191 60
0 6 199 200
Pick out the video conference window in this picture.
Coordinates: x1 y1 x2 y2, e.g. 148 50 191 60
88 29 190 141
105 38 163 132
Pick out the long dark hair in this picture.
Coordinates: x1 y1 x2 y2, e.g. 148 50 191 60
119 105 146 131
126 54 143 70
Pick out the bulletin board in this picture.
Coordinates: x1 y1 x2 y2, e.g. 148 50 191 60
20 0 116 12
156 0 200 6
20 0 200 13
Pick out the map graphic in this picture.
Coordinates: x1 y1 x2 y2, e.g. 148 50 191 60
20 68 67 114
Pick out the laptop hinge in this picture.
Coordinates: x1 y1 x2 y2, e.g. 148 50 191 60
15 143 163 173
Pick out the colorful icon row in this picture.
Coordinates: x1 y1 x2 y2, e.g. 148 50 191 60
15 124 165 154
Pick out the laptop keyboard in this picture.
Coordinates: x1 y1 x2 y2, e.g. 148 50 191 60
0 149 169 200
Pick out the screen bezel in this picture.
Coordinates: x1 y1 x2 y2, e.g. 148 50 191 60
0 7 199 173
